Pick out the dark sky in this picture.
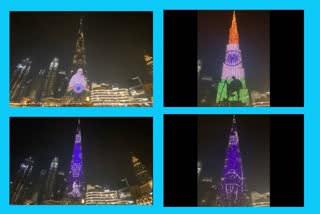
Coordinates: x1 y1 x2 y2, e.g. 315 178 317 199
10 12 153 87
198 115 270 193
198 10 270 92
10 117 153 188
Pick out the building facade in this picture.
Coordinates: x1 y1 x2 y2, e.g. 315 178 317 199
65 119 84 203
216 116 249 206
91 82 132 106
43 157 59 200
67 18 90 102
85 185 134 205
216 11 250 106
10 157 35 204
251 191 270 207
10 58 33 102
42 57 60 99
131 154 153 205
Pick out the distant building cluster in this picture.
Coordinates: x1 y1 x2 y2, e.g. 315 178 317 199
251 90 270 107
251 191 270 207
10 18 152 107
10 120 153 205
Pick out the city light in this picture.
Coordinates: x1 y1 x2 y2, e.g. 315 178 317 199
10 13 153 107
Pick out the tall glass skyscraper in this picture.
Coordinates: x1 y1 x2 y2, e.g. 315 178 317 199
10 157 35 204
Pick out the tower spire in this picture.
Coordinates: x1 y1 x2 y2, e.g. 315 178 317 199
228 11 239 44
72 17 87 69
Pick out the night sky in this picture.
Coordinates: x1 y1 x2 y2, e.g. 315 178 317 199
10 117 153 188
198 115 270 193
10 12 153 87
198 11 270 92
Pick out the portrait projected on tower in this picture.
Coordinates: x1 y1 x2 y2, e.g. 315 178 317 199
67 121 83 199
67 68 89 95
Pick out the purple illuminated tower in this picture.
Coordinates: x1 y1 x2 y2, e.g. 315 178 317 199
66 119 84 201
216 115 248 206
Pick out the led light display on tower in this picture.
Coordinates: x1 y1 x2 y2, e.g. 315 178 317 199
216 115 247 206
67 68 89 94
67 18 89 100
66 119 83 199
216 11 250 106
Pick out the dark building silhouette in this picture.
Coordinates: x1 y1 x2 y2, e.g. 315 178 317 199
28 69 47 102
42 58 60 99
10 58 33 102
10 157 35 204
43 157 59 200
31 169 47 204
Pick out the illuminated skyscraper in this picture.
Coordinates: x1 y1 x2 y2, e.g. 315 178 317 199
216 115 248 206
66 119 84 202
10 58 33 102
10 157 35 204
216 11 250 106
131 153 153 204
42 57 60 98
131 154 151 185
67 18 90 102
43 157 59 200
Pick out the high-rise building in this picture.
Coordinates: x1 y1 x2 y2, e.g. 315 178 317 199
131 154 153 205
56 70 68 98
67 18 90 102
10 58 33 102
31 169 47 204
28 69 47 102
42 57 60 99
10 157 35 204
143 52 153 101
216 11 250 106
43 157 59 200
131 154 152 186
66 119 84 202
216 115 248 206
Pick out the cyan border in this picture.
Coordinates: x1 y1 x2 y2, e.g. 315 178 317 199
1 0 317 213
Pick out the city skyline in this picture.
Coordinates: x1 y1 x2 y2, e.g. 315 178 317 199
198 11 270 95
11 12 153 88
10 117 153 188
198 115 270 194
